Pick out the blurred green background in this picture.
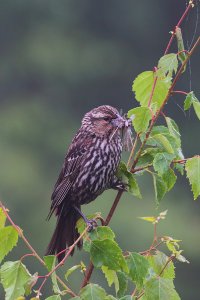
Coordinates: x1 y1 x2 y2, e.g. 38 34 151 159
0 0 199 299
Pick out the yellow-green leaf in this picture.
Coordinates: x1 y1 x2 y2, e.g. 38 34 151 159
185 157 200 200
132 71 171 110
128 107 152 133
0 226 18 263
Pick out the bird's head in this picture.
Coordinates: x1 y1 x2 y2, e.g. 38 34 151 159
81 105 128 135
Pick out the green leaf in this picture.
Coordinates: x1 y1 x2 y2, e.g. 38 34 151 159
153 152 175 175
126 252 149 289
45 296 61 300
143 277 180 300
132 71 171 110
157 53 178 77
0 208 7 229
147 251 175 279
102 266 119 294
80 283 107 300
0 261 32 300
0 226 18 262
184 91 200 120
176 26 187 72
165 117 181 147
185 157 200 200
162 168 177 191
65 265 81 281
128 107 152 133
193 99 200 120
24 272 38 296
83 226 115 252
149 134 174 154
44 255 60 294
117 162 142 199
152 173 167 206
184 92 193 111
90 239 128 273
117 271 128 298
139 216 157 224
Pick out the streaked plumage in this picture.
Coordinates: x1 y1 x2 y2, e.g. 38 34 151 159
46 105 129 261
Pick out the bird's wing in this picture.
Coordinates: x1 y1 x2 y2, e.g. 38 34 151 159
48 133 91 218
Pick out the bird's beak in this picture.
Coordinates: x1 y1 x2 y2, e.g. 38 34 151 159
111 115 132 129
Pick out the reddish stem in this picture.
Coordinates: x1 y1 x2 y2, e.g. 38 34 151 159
37 226 89 297
171 90 188 95
0 201 76 298
164 2 194 54
148 67 158 108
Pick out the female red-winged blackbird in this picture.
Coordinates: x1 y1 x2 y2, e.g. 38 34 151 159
46 105 130 261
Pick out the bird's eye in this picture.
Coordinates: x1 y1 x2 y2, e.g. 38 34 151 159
103 117 111 122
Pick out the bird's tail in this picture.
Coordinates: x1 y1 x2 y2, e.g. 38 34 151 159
46 205 82 262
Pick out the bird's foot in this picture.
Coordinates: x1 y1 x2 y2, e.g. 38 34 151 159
86 218 98 232
111 178 128 192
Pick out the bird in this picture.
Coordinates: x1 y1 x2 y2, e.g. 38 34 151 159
46 105 131 261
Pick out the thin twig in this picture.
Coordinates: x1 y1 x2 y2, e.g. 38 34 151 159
131 36 200 173
127 133 139 169
164 1 194 54
37 226 89 297
0 201 76 298
80 12 199 291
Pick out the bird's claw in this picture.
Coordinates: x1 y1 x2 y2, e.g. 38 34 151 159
86 219 98 232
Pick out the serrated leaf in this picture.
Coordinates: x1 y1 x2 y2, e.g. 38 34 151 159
80 283 107 300
153 152 175 175
90 239 128 273
149 134 174 154
117 271 128 298
184 92 193 111
193 100 200 120
185 157 200 200
0 208 7 229
132 71 171 110
176 26 187 73
102 266 119 294
184 91 200 120
128 107 152 133
143 277 180 300
152 174 167 206
83 226 115 252
147 251 175 279
157 53 178 77
44 255 60 294
45 296 61 300
0 226 18 262
126 252 149 289
162 168 177 191
0 261 32 300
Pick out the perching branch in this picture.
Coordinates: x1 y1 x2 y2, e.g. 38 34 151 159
0 201 77 298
